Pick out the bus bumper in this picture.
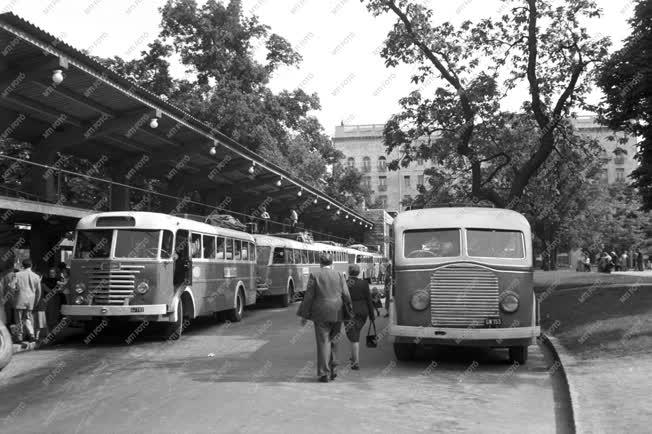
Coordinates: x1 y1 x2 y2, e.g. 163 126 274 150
61 304 168 317
390 324 541 341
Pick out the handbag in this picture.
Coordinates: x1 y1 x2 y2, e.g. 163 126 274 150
366 319 378 348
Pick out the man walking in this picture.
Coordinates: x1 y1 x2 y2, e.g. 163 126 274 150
297 253 352 383
13 259 41 343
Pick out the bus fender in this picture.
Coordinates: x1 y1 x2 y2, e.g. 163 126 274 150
233 280 246 308
286 276 294 293
170 287 197 321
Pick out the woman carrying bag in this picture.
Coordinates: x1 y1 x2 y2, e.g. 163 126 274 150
344 264 375 370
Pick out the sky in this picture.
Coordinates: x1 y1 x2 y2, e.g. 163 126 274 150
1 0 637 137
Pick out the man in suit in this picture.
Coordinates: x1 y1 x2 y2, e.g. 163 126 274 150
297 253 352 383
13 258 41 343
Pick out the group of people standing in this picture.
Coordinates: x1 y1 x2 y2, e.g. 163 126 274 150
0 260 68 344
247 206 299 234
577 249 647 273
297 253 392 382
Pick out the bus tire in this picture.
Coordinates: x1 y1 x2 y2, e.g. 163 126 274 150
228 288 245 322
279 281 294 308
0 320 12 371
165 299 184 340
393 342 416 361
508 346 528 364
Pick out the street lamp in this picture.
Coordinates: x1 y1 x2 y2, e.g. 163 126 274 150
52 69 64 85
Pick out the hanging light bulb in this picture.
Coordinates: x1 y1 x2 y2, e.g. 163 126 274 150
248 162 255 174
297 189 303 197
276 178 282 187
209 146 217 155
326 204 331 210
345 214 349 219
149 117 159 128
336 209 340 215
52 69 64 84
313 198 318 204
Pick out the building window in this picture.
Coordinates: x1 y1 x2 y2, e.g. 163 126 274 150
362 156 371 172
417 158 423 166
616 168 625 182
347 157 355 168
378 176 387 191
404 175 410 188
377 195 387 208
362 176 371 188
417 174 424 187
378 156 387 171
614 152 625 165
600 168 609 183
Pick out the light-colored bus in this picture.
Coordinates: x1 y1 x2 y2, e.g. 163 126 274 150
390 207 540 363
61 212 256 339
313 241 350 276
254 234 323 306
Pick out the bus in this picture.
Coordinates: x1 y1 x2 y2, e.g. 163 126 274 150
313 242 350 275
390 207 540 363
254 234 323 306
61 212 257 339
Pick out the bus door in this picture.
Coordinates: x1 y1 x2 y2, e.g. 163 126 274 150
174 229 191 287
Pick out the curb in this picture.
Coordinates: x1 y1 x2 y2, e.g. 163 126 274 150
540 334 582 434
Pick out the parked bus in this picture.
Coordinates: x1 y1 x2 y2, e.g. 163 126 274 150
313 242 350 275
390 207 540 363
254 234 322 306
61 212 256 339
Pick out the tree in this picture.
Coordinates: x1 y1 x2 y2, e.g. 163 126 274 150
597 0 652 209
363 0 610 207
324 164 373 209
96 0 364 206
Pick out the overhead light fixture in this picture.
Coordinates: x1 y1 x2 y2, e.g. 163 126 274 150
276 178 282 187
297 189 303 197
248 162 256 174
345 214 349 219
149 117 159 129
326 204 331 210
313 198 318 204
52 69 64 85
209 146 217 155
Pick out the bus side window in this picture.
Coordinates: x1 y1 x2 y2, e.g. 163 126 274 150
161 230 174 259
242 241 249 260
272 247 285 264
285 248 294 264
191 233 202 259
226 238 233 260
249 243 255 262
234 240 242 260
203 235 216 259
216 237 225 259
301 250 308 264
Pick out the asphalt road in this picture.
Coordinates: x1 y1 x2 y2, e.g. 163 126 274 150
0 301 571 434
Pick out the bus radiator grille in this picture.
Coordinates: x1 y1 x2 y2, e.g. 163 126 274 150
82 264 146 305
430 264 499 328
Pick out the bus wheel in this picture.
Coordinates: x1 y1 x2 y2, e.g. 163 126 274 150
228 289 245 322
393 342 416 361
280 282 294 308
508 346 528 364
165 300 184 340
0 320 12 371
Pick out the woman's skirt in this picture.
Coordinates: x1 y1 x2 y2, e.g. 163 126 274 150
345 313 368 343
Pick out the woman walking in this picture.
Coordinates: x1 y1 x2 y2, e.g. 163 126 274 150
345 264 375 370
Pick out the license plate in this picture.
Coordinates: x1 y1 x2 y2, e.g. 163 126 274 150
485 318 501 326
130 307 144 313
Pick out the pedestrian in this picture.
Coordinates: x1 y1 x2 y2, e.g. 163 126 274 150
384 261 392 317
13 258 42 343
289 207 298 233
297 253 352 383
0 263 19 326
636 249 643 271
583 253 591 272
344 264 375 370
260 206 270 233
620 251 628 271
42 268 62 330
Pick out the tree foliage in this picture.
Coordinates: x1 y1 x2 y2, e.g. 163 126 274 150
597 0 652 209
97 0 357 200
363 0 610 207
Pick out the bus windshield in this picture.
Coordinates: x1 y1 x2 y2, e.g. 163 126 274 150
114 230 161 258
74 230 113 259
467 229 524 258
404 229 460 258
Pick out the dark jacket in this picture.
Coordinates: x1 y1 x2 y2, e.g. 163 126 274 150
347 277 375 320
297 267 352 323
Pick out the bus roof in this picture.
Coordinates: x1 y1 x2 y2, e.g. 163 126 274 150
393 207 530 232
76 212 255 241
253 234 316 250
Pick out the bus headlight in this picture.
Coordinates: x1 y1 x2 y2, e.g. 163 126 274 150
500 292 519 313
136 281 149 295
74 295 85 305
74 283 86 294
410 290 429 311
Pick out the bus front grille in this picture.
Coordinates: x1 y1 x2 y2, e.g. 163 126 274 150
430 264 499 328
82 264 145 305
